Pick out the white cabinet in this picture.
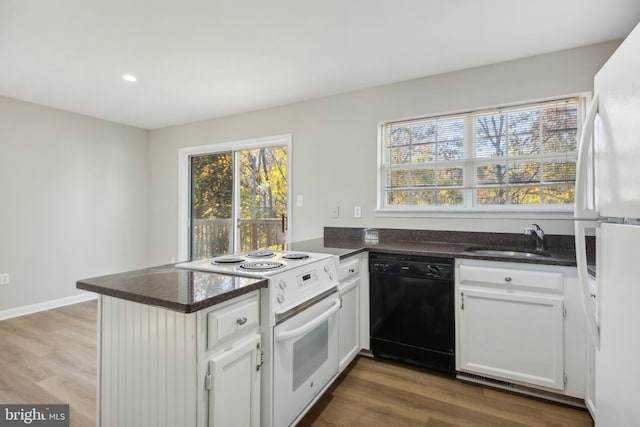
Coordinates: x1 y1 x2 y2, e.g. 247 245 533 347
337 254 365 372
455 259 587 398
206 295 259 348
198 292 261 427
208 333 261 427
98 291 261 427
458 287 564 389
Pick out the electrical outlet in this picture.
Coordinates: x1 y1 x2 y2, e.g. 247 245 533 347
0 273 9 286
354 206 361 218
330 206 339 218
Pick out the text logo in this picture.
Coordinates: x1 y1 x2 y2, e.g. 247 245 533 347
0 405 69 427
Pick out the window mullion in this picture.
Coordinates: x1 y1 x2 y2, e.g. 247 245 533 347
465 115 475 208
232 151 241 253
539 107 545 204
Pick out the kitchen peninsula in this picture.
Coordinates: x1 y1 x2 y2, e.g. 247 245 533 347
77 266 267 427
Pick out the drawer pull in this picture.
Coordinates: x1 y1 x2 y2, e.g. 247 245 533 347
348 268 355 273
505 277 512 282
237 317 248 326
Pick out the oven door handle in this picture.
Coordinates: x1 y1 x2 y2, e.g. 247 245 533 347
275 298 341 342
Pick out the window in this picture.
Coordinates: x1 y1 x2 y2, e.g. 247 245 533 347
379 97 582 213
178 134 291 261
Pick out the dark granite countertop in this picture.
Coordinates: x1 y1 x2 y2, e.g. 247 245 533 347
285 238 368 258
286 227 585 267
78 228 587 312
76 265 267 313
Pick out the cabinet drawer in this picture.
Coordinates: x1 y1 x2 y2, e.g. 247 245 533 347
459 264 563 292
208 296 259 349
338 258 360 280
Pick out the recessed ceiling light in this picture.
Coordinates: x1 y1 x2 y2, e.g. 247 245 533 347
122 74 137 82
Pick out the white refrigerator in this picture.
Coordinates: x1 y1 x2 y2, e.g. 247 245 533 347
574 19 640 426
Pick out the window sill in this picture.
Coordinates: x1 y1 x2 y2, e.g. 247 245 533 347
373 207 575 220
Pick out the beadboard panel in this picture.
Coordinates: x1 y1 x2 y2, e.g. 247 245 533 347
99 296 198 427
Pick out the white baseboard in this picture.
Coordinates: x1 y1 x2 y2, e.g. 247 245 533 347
0 292 98 321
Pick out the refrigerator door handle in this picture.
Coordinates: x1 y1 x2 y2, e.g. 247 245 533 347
575 93 599 219
575 220 600 348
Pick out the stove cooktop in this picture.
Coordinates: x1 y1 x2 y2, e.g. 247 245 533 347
175 250 333 278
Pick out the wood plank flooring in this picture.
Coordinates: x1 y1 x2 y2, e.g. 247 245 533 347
300 357 593 426
0 301 97 427
0 301 593 426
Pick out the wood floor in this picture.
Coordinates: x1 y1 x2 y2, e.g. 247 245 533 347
300 357 593 426
0 301 593 426
0 300 97 427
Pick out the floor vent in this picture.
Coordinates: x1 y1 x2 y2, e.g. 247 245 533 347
460 372 515 389
456 372 586 408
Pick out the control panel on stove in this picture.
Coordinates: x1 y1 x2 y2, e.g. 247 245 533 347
297 270 318 288
272 259 338 312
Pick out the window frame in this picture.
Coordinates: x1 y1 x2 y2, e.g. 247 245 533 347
375 94 589 219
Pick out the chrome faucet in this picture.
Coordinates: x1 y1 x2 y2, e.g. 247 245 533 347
524 224 545 251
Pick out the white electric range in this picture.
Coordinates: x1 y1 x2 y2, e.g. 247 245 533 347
176 249 340 427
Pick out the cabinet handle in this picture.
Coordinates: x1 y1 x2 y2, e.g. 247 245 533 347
256 342 264 372
237 317 248 326
505 277 512 282
461 292 464 310
348 268 355 273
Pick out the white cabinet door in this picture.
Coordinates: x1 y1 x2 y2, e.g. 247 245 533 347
208 333 261 427
458 288 565 390
338 276 359 372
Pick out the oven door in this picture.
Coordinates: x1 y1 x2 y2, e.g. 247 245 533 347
273 291 340 427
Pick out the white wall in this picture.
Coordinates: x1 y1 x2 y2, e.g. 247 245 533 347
0 97 149 311
147 41 619 266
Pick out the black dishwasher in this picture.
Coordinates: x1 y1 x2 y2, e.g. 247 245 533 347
369 252 455 374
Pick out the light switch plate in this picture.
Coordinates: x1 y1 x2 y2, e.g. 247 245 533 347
0 273 9 286
297 195 303 207
330 206 339 218
354 206 361 217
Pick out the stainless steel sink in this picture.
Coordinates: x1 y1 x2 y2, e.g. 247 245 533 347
464 248 551 258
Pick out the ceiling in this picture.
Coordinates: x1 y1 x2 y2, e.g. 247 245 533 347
2 0 640 130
